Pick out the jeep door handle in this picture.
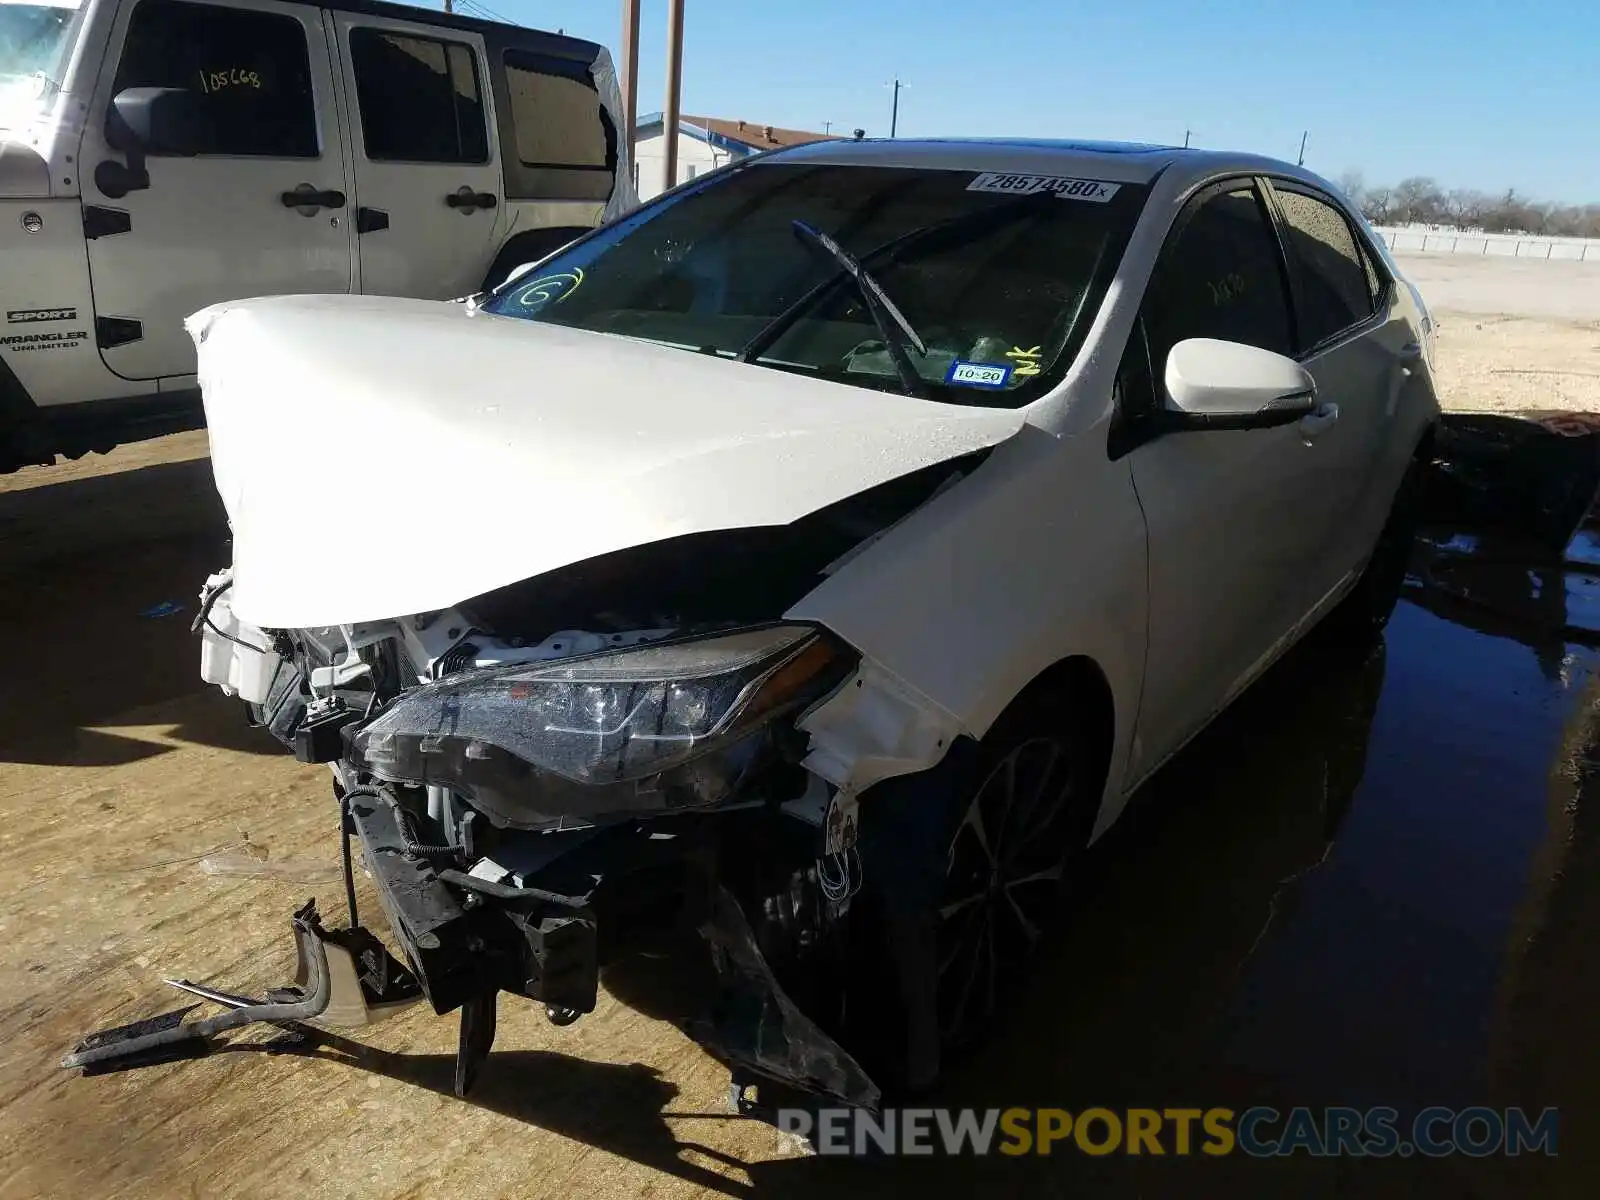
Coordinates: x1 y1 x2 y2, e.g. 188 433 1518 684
445 189 498 211
281 185 346 210
1298 401 1340 439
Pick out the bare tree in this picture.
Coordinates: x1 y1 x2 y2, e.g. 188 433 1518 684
1391 176 1443 225
1350 172 1597 236
1444 188 1487 227
1361 186 1394 225
1336 168 1365 206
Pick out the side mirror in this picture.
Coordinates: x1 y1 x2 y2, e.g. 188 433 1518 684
108 86 206 156
502 261 542 288
1161 338 1317 432
98 87 207 198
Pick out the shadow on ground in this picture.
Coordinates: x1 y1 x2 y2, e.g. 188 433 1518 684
0 457 275 764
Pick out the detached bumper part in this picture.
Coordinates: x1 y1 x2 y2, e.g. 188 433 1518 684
62 902 339 1073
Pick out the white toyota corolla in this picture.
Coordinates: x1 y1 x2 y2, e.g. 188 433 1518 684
68 138 1440 1108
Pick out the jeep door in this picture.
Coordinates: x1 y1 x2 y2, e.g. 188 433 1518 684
80 0 355 383
328 10 505 299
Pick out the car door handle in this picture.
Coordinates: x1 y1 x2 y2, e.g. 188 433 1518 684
281 185 346 211
445 188 498 212
1298 401 1340 439
1397 341 1424 363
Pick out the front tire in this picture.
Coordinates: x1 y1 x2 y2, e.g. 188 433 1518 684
853 689 1103 1090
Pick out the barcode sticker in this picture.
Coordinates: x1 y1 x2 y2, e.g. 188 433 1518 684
966 173 1121 202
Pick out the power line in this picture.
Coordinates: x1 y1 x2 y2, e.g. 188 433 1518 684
455 0 511 23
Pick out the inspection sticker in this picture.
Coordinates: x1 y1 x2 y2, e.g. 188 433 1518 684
966 172 1120 202
946 360 1013 389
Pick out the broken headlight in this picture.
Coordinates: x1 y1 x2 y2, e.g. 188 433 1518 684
350 625 852 828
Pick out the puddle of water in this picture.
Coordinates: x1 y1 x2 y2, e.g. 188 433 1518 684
941 559 1597 1193
1219 601 1597 1109
1565 567 1600 635
1565 527 1600 569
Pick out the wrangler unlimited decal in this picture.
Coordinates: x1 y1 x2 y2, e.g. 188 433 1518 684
1 330 87 351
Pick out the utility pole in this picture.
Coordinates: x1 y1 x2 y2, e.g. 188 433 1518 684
1183 128 1191 148
1297 129 1308 166
619 0 640 169
824 121 833 135
889 77 902 138
443 0 451 11
662 0 685 194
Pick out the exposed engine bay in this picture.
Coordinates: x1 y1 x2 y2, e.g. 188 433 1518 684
64 451 990 1109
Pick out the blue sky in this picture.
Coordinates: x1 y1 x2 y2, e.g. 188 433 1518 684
468 0 1596 203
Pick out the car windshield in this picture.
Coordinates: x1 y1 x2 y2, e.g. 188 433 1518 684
479 160 1149 407
0 0 81 109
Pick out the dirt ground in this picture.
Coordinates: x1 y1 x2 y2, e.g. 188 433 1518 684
4 267 1600 1197
1398 252 1600 416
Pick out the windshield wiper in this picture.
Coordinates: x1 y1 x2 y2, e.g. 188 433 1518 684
786 219 929 398
736 192 1055 374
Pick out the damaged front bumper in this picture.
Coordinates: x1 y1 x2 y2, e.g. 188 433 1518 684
63 784 881 1112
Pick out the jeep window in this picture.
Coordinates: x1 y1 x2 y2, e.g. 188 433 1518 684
109 0 317 158
479 162 1148 408
349 30 487 164
0 0 83 92
500 49 615 202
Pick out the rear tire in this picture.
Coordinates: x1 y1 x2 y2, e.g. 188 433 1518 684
1325 460 1423 643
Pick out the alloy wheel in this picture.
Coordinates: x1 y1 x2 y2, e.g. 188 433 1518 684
936 734 1078 1044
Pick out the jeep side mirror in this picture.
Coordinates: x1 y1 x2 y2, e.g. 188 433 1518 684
98 87 207 198
109 86 206 155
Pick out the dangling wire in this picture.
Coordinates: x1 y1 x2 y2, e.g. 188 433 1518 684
817 846 863 905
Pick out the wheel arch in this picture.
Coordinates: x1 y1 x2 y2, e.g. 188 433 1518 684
993 653 1119 832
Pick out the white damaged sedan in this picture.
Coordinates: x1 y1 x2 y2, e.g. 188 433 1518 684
67 138 1439 1107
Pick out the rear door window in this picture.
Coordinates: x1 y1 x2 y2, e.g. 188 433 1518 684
1272 186 1376 350
110 0 318 157
348 28 487 163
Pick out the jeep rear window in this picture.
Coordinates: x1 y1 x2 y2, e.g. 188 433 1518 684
499 49 615 202
479 162 1148 408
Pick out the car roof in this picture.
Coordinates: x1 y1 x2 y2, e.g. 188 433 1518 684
767 137 1337 194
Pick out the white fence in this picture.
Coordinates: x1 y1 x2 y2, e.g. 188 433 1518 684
1375 225 1597 262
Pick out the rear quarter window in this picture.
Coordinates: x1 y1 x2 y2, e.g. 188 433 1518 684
499 49 616 201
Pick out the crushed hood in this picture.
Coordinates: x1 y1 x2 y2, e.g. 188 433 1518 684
189 295 1026 628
